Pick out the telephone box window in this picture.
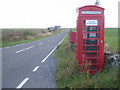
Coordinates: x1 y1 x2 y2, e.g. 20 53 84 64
86 39 97 44
85 26 100 32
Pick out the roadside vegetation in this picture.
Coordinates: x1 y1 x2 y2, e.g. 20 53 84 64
1 28 63 47
54 28 119 88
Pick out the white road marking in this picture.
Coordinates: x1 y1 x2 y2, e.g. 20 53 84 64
13 45 19 47
12 44 24 47
16 78 29 89
5 47 10 49
41 46 57 63
16 46 34 53
57 34 67 46
15 45 22 47
32 66 39 72
38 43 42 45
41 33 67 63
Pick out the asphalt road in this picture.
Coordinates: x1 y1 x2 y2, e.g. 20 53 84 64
2 29 69 88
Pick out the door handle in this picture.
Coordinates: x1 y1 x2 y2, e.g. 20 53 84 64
98 40 103 45
100 40 103 43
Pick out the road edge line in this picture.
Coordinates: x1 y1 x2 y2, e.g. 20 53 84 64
41 32 68 63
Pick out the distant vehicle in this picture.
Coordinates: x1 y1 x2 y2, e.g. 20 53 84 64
53 26 61 30
48 27 54 32
48 26 61 32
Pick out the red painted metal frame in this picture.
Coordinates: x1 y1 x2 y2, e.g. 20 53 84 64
76 5 105 74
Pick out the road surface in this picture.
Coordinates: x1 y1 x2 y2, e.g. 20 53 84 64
2 29 69 88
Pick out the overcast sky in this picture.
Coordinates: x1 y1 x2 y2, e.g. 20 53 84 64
0 0 119 28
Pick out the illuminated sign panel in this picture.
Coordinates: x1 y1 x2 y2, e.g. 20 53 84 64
82 11 102 14
86 20 98 26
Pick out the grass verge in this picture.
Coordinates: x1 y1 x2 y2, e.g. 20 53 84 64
54 29 119 88
1 31 61 47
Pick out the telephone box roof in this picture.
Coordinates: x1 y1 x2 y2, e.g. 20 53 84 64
78 5 104 10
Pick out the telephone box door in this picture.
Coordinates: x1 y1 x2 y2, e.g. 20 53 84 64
81 18 104 74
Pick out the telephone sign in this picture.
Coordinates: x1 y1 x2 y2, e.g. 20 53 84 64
82 11 102 14
86 20 98 26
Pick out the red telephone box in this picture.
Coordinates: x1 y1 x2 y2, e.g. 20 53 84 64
76 5 105 74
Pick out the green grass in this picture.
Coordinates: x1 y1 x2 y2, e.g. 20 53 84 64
2 35 51 47
54 28 119 88
2 32 60 47
105 28 118 52
1 29 62 47
105 36 118 51
105 28 118 35
1 28 47 31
